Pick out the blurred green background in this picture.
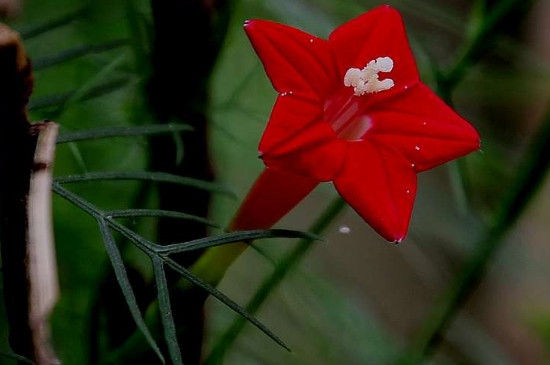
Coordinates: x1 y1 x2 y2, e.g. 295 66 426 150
1 0 550 364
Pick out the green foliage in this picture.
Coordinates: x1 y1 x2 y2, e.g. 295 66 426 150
55 171 236 198
57 124 192 144
1 0 549 364
53 182 314 361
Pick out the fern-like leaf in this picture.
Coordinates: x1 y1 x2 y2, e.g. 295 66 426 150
152 257 184 365
157 229 322 254
54 171 235 197
97 219 165 364
105 209 220 229
57 124 192 144
52 183 293 355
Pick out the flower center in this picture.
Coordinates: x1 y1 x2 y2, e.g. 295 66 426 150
324 94 372 141
344 57 394 96
323 57 394 141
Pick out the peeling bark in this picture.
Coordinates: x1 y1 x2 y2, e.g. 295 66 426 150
0 24 60 365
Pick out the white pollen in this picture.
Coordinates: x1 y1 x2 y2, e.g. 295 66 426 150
339 226 351 234
344 56 395 96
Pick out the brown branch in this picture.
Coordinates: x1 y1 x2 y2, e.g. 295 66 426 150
0 24 60 365
27 122 60 365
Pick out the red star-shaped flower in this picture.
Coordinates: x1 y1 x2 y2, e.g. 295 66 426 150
235 5 480 242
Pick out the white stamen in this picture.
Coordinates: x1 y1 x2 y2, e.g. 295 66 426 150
344 56 395 96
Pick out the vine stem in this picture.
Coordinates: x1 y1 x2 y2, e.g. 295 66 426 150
403 0 542 362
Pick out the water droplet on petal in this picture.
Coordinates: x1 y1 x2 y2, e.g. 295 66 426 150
309 38 314 43
411 163 416 168
406 189 411 194
280 92 288 96
339 225 351 234
414 145 421 151
422 121 427 126
288 91 293 95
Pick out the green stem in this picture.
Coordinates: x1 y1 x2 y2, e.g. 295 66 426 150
437 0 534 212
404 105 550 365
441 0 536 90
205 197 347 364
403 1 539 362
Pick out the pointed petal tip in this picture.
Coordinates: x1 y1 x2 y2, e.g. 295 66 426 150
383 231 406 244
243 20 254 33
392 236 405 245
371 4 401 17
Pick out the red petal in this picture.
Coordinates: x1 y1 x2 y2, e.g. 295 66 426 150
230 168 317 230
259 93 346 182
245 19 339 101
329 5 419 93
333 142 417 242
262 119 347 182
366 83 481 171
259 94 322 153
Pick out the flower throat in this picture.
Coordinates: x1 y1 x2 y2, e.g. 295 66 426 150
324 56 395 141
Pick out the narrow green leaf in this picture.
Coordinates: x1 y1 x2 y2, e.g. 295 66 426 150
52 183 100 217
29 78 131 111
54 171 235 197
52 183 158 254
57 124 192 144
163 257 291 352
214 62 261 110
53 183 288 356
206 198 347 364
34 39 130 70
97 219 165 364
0 350 34 364
67 142 89 173
105 209 220 228
105 220 157 254
59 55 127 113
152 257 183 365
157 229 322 255
20 6 87 39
